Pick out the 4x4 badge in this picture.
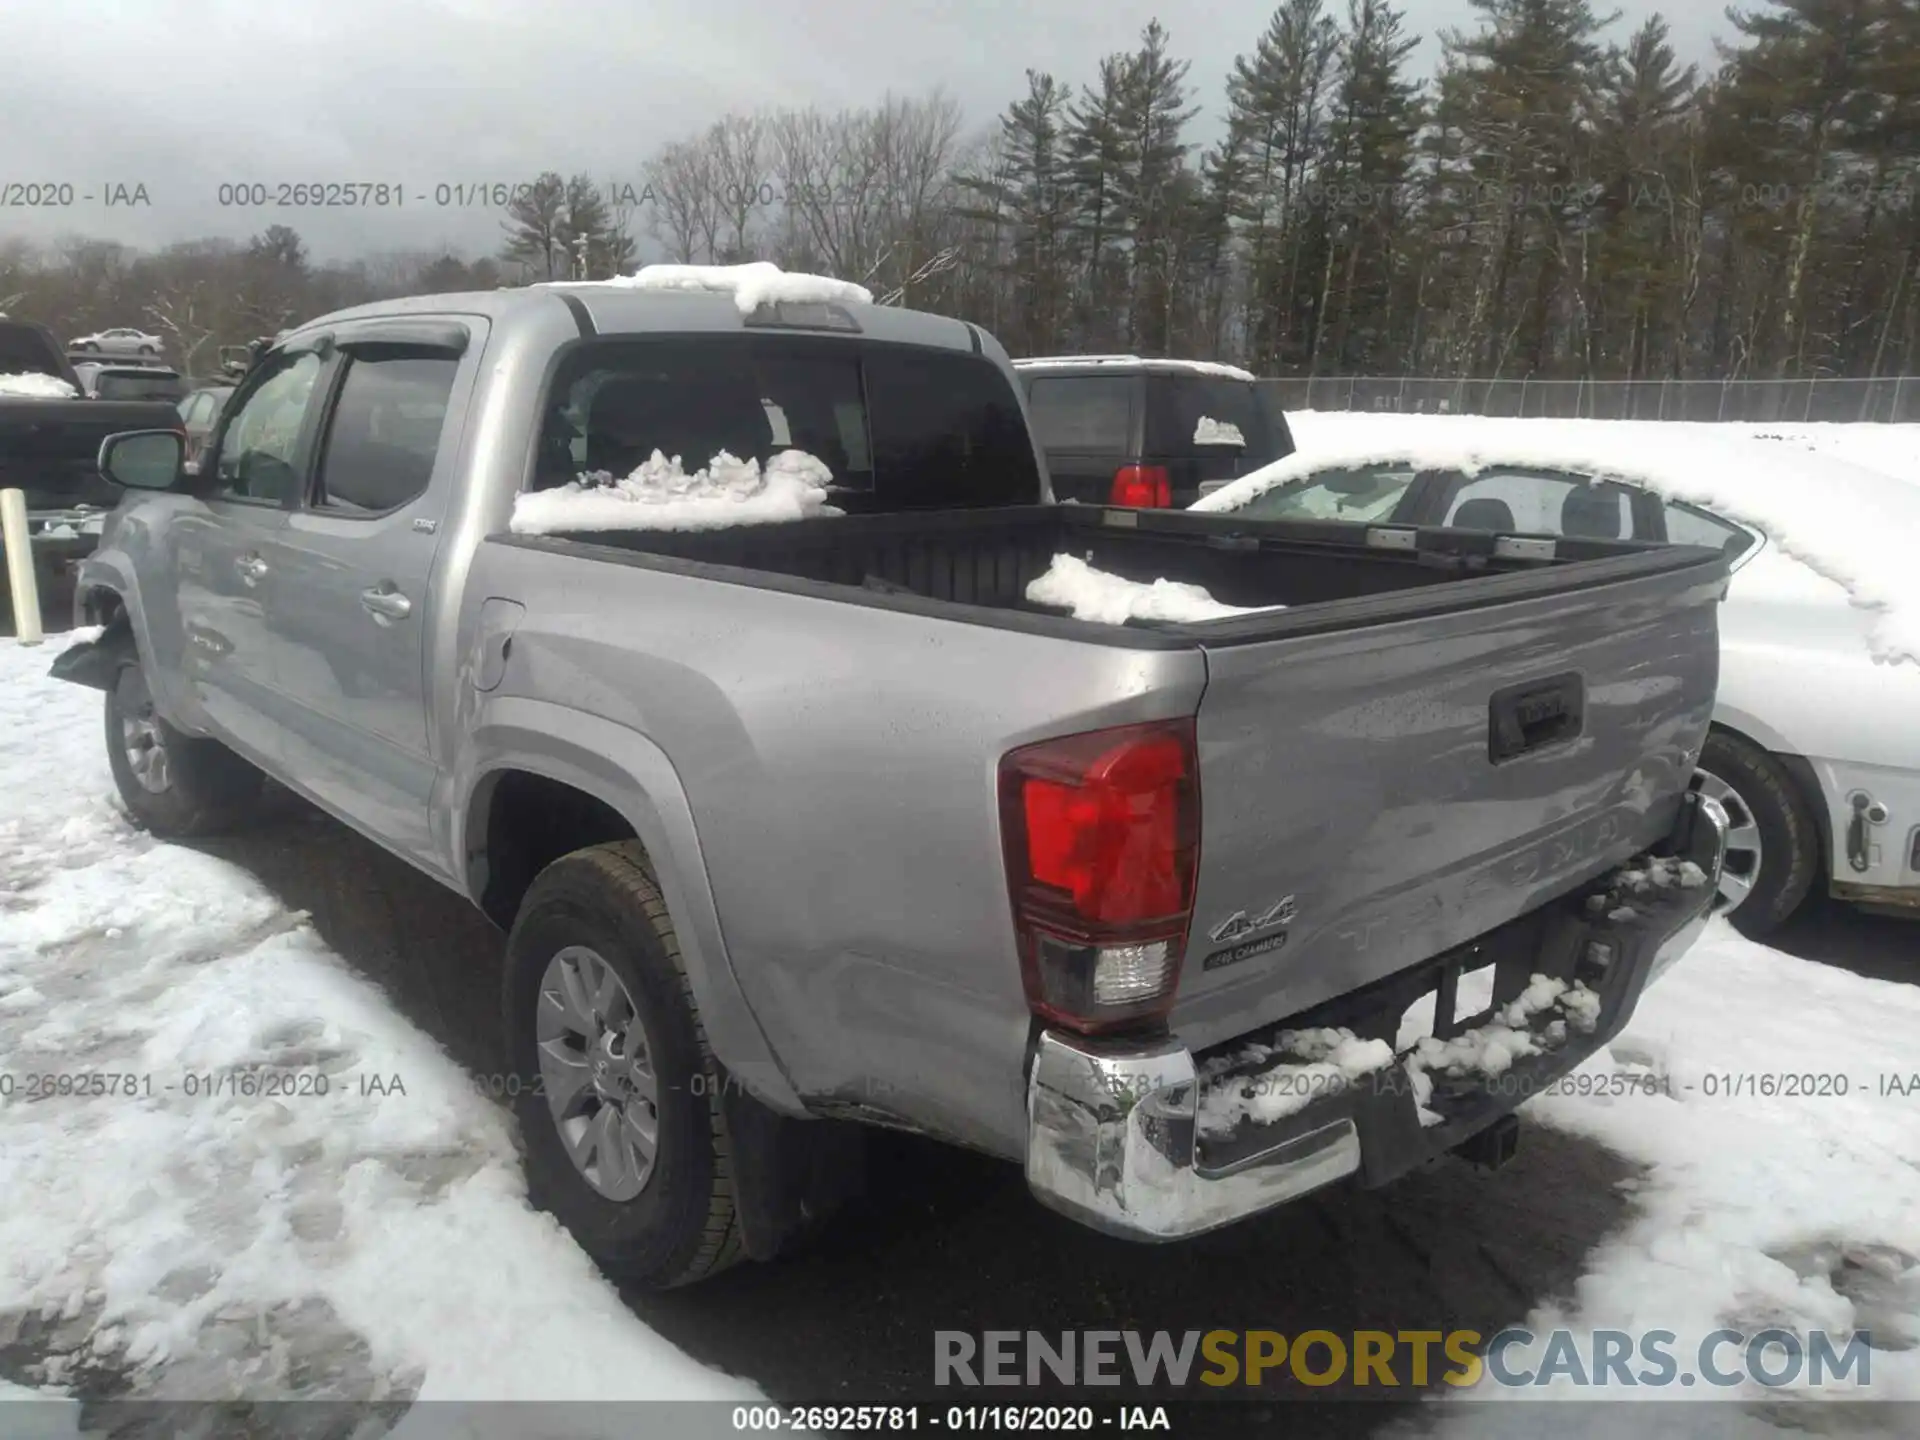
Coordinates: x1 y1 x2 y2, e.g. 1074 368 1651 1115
1208 895 1297 944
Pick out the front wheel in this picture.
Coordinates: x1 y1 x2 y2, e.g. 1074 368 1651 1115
502 841 744 1287
1691 731 1819 937
104 661 264 835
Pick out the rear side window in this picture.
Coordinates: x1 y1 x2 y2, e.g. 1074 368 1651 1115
312 351 458 513
536 335 1038 510
1025 377 1133 455
864 348 1038 507
96 370 185 402
0 324 63 377
1143 375 1275 460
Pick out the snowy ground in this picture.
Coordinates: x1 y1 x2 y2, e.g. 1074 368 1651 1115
0 635 764 1418
1396 921 1920 1433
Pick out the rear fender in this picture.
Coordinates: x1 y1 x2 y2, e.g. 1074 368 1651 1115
451 695 804 1115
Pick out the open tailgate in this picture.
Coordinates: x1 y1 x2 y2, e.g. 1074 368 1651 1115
1173 545 1726 1053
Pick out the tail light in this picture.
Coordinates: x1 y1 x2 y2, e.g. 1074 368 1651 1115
1110 465 1171 508
998 719 1200 1034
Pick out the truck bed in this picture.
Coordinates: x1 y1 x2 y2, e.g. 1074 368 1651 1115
494 502 1727 1072
502 502 1722 646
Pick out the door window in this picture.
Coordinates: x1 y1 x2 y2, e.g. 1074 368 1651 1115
311 351 459 514
1441 469 1640 538
210 352 324 505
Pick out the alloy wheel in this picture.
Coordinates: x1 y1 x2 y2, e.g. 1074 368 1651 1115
534 945 660 1201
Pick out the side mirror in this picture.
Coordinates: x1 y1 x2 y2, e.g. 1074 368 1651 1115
99 429 187 491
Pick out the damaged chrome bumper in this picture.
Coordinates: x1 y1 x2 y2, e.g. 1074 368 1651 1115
1024 791 1729 1242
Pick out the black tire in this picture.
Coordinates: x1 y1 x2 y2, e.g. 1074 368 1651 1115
503 841 745 1288
104 660 264 836
138 344 156 356
1694 730 1819 938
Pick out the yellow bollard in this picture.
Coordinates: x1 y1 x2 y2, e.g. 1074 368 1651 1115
1 488 46 645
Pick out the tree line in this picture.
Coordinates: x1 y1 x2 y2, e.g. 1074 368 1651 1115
2 0 1912 384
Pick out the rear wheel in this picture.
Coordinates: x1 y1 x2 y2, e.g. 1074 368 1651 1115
1691 731 1818 937
104 661 264 835
503 841 744 1287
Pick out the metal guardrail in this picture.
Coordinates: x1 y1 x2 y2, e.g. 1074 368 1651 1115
1258 375 1920 424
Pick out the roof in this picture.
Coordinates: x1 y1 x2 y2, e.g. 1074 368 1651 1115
1192 416 1920 668
277 282 989 360
1011 355 1260 382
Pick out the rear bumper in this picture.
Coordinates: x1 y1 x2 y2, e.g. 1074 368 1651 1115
1025 791 1728 1242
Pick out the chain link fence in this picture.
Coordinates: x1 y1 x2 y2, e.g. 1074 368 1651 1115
1259 375 1920 424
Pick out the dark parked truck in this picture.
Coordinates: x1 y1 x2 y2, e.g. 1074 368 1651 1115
54 279 1729 1285
1014 355 1297 509
0 319 184 602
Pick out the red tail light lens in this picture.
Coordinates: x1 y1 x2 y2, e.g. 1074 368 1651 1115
999 719 1200 1034
1110 465 1172 508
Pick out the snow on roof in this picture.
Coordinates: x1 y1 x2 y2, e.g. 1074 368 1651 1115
511 447 838 535
538 261 873 316
0 371 78 399
1012 355 1260 382
1194 412 1920 667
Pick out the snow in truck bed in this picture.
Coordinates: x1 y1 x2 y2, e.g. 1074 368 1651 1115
0 372 78 399
1199 412 1920 667
510 447 838 535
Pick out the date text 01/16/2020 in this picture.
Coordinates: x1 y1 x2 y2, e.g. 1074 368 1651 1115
729 1406 1172 1431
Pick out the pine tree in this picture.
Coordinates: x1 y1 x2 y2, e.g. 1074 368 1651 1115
1109 20 1199 351
1063 56 1135 347
1224 1 1341 370
1313 0 1424 372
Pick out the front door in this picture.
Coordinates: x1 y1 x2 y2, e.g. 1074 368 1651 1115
255 337 468 865
169 348 327 763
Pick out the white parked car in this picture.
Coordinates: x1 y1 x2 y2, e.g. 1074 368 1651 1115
1193 424 1920 937
67 327 163 358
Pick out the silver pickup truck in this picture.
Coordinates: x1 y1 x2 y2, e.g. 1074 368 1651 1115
54 285 1730 1287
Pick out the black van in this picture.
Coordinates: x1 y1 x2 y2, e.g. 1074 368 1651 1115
1013 355 1295 509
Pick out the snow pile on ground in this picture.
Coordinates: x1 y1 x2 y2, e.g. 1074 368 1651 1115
0 637 764 1408
1026 553 1284 625
1402 921 1920 1429
544 260 874 315
511 448 837 535
1197 1026 1394 1137
1224 410 1920 666
1738 422 1920 486
1192 416 1246 447
0 372 78 399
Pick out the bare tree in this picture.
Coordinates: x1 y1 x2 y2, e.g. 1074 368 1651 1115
711 114 772 261
643 137 721 264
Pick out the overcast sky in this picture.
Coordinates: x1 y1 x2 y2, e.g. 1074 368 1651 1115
3 0 1728 264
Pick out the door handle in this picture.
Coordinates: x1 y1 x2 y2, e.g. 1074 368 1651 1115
236 554 268 584
359 585 412 623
